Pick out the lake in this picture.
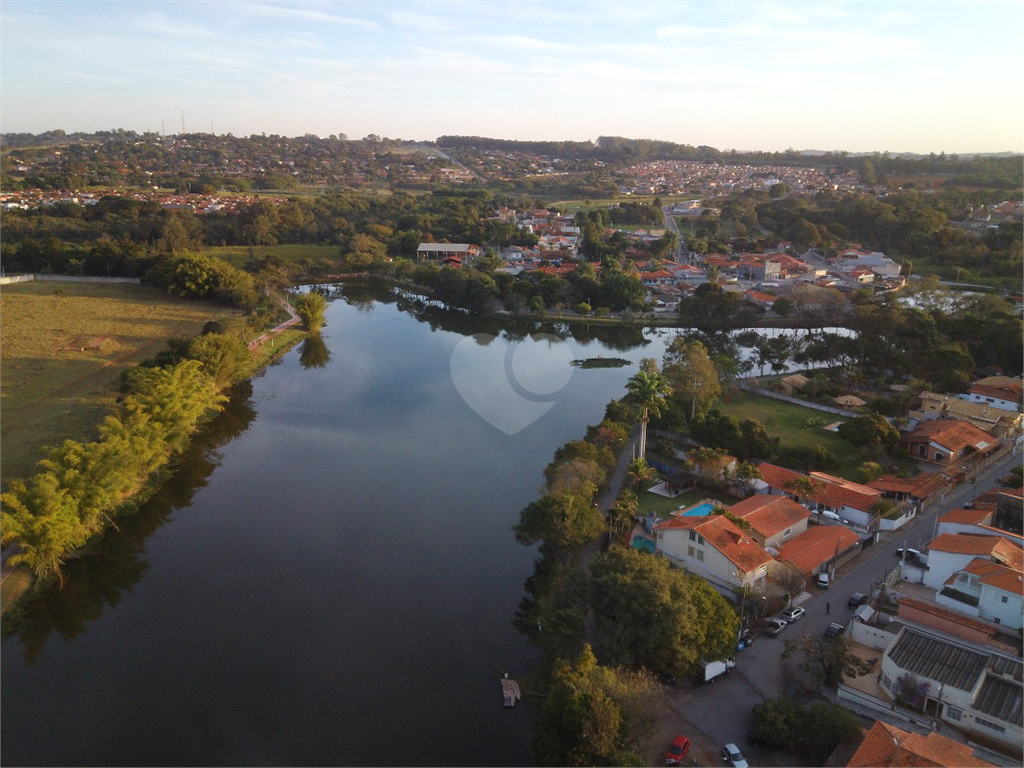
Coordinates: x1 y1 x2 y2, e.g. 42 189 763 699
0 285 674 767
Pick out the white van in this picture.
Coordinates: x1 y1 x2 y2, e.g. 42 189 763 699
816 572 831 589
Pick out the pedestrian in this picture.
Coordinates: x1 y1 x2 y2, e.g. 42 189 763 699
826 602 831 614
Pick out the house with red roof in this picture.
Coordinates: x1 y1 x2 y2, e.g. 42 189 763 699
774 524 861 581
959 376 1023 413
654 514 772 596
728 494 810 550
923 533 1023 592
844 719 996 768
900 419 998 468
939 557 1024 630
869 472 953 513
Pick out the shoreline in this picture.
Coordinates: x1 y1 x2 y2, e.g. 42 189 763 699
0 319 307 620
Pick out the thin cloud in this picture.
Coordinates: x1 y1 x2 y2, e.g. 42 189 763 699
244 1 378 29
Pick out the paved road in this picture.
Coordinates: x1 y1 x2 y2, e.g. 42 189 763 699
671 446 1022 761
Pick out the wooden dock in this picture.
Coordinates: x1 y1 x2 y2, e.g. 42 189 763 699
501 678 522 707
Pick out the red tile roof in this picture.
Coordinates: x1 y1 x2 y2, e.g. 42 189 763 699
655 515 772 574
900 419 996 454
869 473 948 499
938 508 993 526
728 495 810 539
847 719 995 767
755 462 808 493
929 534 1024 570
775 525 860 574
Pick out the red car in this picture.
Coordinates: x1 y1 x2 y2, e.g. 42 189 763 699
665 735 691 765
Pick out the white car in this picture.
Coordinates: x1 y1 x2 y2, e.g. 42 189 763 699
780 606 805 623
722 743 749 768
764 618 787 637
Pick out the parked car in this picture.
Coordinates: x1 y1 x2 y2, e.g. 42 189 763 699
896 547 922 563
816 572 830 589
848 592 868 609
659 671 676 686
763 618 788 637
781 606 805 623
666 736 691 765
824 622 844 639
722 743 749 768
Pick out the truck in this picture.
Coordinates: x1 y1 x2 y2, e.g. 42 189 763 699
699 656 736 683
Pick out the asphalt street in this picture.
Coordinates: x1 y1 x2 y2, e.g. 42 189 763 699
673 446 1022 761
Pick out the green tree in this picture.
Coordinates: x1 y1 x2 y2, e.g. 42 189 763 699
662 339 721 421
782 632 872 689
293 291 328 333
608 491 638 541
187 333 250 387
514 490 606 563
588 547 737 674
532 645 655 767
836 412 899 448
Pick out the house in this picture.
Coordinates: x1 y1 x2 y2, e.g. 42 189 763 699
779 373 810 396
728 494 810 550
959 376 1023 413
654 514 773 596
833 394 867 408
936 507 1024 544
896 596 1017 653
869 472 953 514
416 243 480 262
753 461 809 498
844 719 996 767
774 524 861 580
736 255 781 281
922 533 1023 592
912 392 1024 438
900 419 998 467
939 558 1024 630
805 473 885 528
878 627 1023 753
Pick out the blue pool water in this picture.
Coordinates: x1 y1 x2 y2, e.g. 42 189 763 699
680 501 716 516
631 536 656 553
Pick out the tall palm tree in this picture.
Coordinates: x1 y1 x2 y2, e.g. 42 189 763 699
627 457 655 493
625 370 672 459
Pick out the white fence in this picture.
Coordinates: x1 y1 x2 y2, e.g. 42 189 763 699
0 274 141 285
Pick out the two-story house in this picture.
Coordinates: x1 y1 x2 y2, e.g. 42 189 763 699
654 514 772 597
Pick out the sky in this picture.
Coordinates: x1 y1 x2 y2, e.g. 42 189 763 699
2 0 1022 154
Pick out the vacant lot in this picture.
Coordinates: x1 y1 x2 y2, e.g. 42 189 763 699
0 281 243 484
716 390 861 475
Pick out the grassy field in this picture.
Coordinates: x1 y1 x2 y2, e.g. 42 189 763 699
716 390 862 476
0 281 244 484
202 244 341 270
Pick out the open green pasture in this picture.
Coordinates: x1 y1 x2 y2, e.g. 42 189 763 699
0 281 243 484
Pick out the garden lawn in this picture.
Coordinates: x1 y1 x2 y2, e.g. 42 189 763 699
0 281 243 484
715 390 862 476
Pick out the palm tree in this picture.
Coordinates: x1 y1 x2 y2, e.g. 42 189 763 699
734 461 763 487
628 457 655 493
608 491 638 541
625 369 672 459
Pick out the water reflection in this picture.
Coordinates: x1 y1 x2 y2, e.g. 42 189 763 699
298 334 331 369
3 383 258 662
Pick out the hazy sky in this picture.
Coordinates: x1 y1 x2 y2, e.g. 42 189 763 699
2 0 1022 153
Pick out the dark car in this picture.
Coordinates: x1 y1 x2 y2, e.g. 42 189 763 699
848 592 868 609
660 671 676 686
824 622 844 639
666 735 691 765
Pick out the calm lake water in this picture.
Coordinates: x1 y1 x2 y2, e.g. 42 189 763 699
1 286 676 767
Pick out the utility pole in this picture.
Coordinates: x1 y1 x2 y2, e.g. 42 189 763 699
181 110 185 135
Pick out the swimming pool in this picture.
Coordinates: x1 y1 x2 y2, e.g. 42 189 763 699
631 536 656 553
678 501 716 517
